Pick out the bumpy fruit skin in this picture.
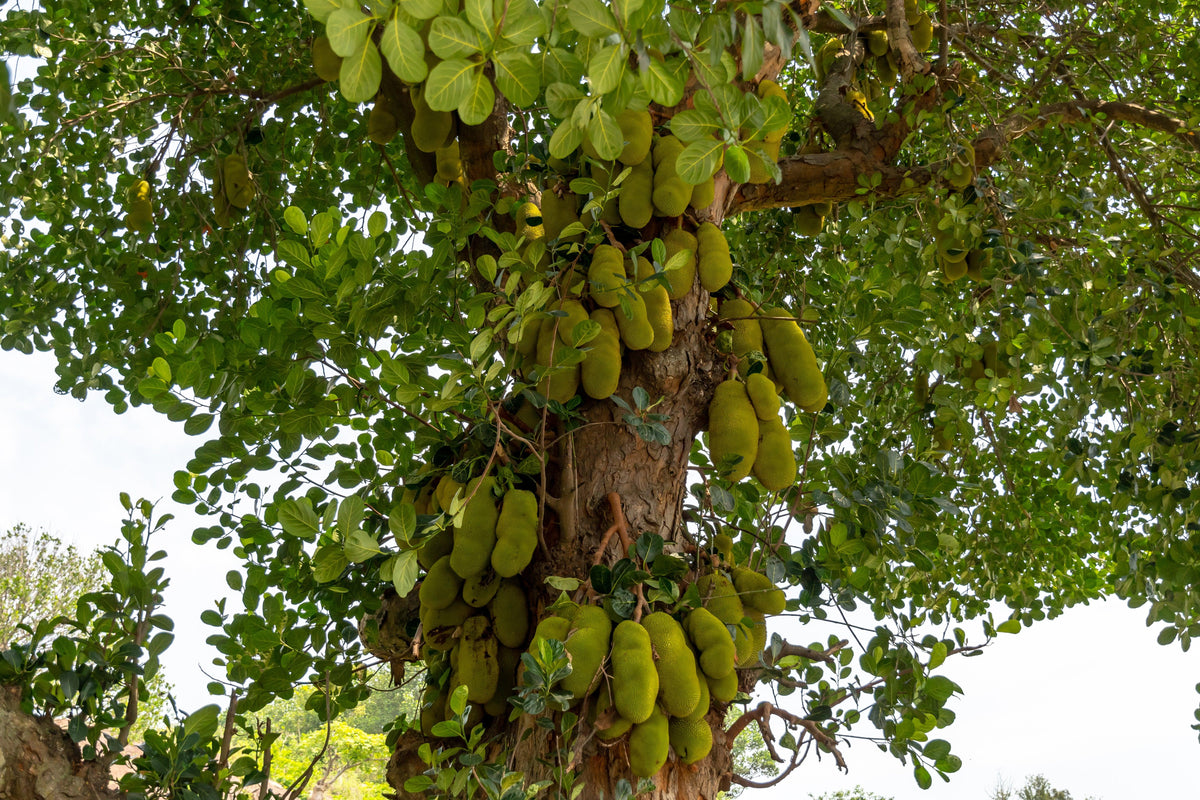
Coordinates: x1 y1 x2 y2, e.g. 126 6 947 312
454 615 499 704
611 620 659 724
697 222 733 292
592 683 633 740
581 308 622 400
619 159 654 228
696 572 744 625
410 84 454 153
542 185 582 243
562 605 613 698
421 598 473 651
614 290 655 351
635 256 673 352
417 527 454 570
529 614 571 654
746 139 781 185
641 612 701 717
911 13 934 51
708 380 759 482
663 228 697 299
462 568 501 607
312 36 343 82
706 666 738 703
682 661 710 722
760 306 828 413
719 298 765 375
554 299 590 346
222 154 255 209
670 716 714 764
733 610 767 667
489 580 530 648
651 137 691 218
368 94 400 145
690 176 716 210
124 179 154 232
753 415 797 491
433 475 463 513
731 566 786 615
535 316 581 403
628 705 669 778
484 645 522 716
616 109 653 166
745 371 780 421
491 489 539 577
793 204 824 236
516 202 545 241
419 555 463 610
435 140 463 182
450 477 500 579
588 244 628 308
685 607 737 679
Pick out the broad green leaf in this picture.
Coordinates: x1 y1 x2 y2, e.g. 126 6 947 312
381 16 428 83
184 413 214 435
338 494 365 538
669 108 723 143
368 210 387 238
391 549 420 597
548 120 585 159
313 544 349 583
429 15 483 59
283 206 307 235
150 357 171 382
640 54 684 106
723 143 750 183
676 139 724 184
277 239 311 269
493 50 540 107
996 618 1022 634
497 0 546 46
466 0 494 35
542 47 586 85
425 58 478 111
458 68 496 125
399 0 443 19
587 109 623 160
182 705 221 740
326 7 374 58
339 39 383 103
546 82 584 119
567 0 618 37
389 502 417 543
344 529 381 563
279 498 320 540
741 15 763 80
304 0 342 23
924 739 952 761
914 765 932 790
928 640 948 669
613 0 646 27
588 44 626 95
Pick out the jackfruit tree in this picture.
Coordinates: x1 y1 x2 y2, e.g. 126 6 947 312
1 0 1199 798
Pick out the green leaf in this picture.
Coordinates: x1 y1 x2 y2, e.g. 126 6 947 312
425 58 478 112
338 494 365 538
676 139 723 185
182 704 221 740
277 239 311 269
399 0 443 19
669 108 722 143
283 206 307 235
381 16 428 83
344 529 381 563
466 0 494 35
326 7 374 58
741 15 763 80
724 144 750 183
924 739 951 760
588 44 626 95
389 502 417 543
549 120 584 159
567 0 618 37
183 413 214 435
924 675 958 702
279 498 320 540
150 356 171 382
996 618 1022 634
313 544 350 582
304 0 342 23
448 683 469 716
914 765 932 790
928 640 947 669
497 0 546 46
493 50 540 107
339 39 383 103
429 15 483 59
587 110 623 161
391 549 420 597
458 68 496 125
641 55 684 106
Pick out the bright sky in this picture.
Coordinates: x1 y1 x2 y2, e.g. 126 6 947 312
1 348 1196 799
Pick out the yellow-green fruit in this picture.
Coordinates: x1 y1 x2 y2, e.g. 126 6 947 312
125 178 154 231
562 605 613 698
733 611 768 667
411 85 454 153
628 705 669 778
685 607 737 679
670 716 713 764
422 598 473 651
491 489 538 578
731 566 786 615
418 527 454 570
690 177 716 210
484 646 522 716
706 666 738 703
635 256 673 352
942 256 968 282
753 415 797 492
713 533 734 562
542 186 582 243
420 555 463 610
708 379 759 482
682 661 710 722
588 244 628 308
905 0 921 24
222 154 255 209
536 316 581 403
619 159 655 228
641 612 701 718
983 341 1009 378
312 36 343 82
866 30 889 57
614 290 655 351
746 139 781 185
696 222 732 292
793 204 824 236
966 247 991 281
760 307 827 413
651 136 690 217
435 140 463 182
611 620 659 724
696 572 744 626
581 308 622 400
911 14 934 51
420 684 446 736
517 202 545 241
745 371 781 421
876 52 898 86
433 475 463 513
369 95 400 145
617 109 654 166
450 477 499 579
593 683 633 740
529 614 571 654
553 299 590 346
454 616 499 704
719 298 765 373
816 37 847 82
462 568 501 607
663 228 697 300
489 580 529 649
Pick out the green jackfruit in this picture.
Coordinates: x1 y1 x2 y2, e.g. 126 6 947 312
745 371 781 421
312 36 343 82
733 610 767 667
669 716 713 764
542 185 582 243
554 299 590 346
732 566 786 615
491 489 539 578
706 666 738 703
369 94 400 145
793 204 824 236
449 477 499 579
636 256 673 352
562 605 613 698
651 136 690 217
614 289 655 351
641 612 701 718
683 661 710 721
420 683 446 736
529 614 571 654
663 228 697 299
535 316 581 403
593 682 633 740
435 140 463 182
719 298 765 375
489 580 530 649
865 30 889 57
696 222 732 292
709 380 759 482
516 201 545 241
760 306 827 413
410 84 454 153
484 646 522 716
911 13 934 52
611 620 659 724
462 568 501 607
418 527 454 570
746 139 781 185
454 615 499 704
690 177 716 210
696 572 744 625
588 244 627 308
433 475 463 513
124 179 154 232
581 308 622 400
617 109 654 166
685 606 737 680
422 598 473 651
419 555 463 611
753 415 797 492
619 159 654 228
222 154 255 209
966 247 991 281
628 705 669 778
713 533 734 563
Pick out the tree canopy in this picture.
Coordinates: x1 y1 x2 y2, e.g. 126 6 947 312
1 0 1199 798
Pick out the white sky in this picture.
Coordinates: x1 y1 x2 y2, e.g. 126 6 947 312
1 348 1196 799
